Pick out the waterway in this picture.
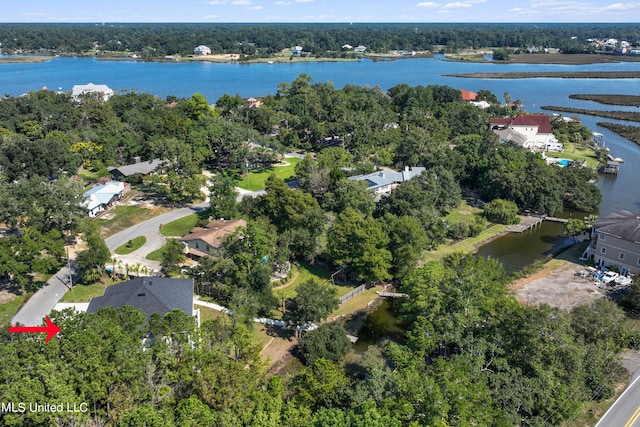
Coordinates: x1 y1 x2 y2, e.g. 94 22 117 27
2 55 639 269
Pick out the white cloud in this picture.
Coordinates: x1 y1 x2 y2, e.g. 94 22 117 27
20 12 46 16
416 2 439 7
231 0 252 5
275 1 287 4
295 0 314 3
443 2 472 7
204 14 220 18
209 0 228 4
601 2 636 9
249 5 264 9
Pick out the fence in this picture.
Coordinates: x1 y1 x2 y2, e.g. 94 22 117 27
339 284 367 305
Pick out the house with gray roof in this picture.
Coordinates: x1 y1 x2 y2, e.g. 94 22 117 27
110 158 164 180
587 210 640 275
87 277 198 324
348 166 426 197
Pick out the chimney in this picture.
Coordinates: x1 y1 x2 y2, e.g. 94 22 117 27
134 156 141 164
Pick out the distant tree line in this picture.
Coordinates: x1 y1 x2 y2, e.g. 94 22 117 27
1 23 639 57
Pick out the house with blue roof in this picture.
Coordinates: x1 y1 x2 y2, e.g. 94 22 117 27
347 166 426 198
83 181 129 217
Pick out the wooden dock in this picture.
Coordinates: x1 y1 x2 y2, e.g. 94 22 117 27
376 291 409 298
543 216 568 224
506 216 543 233
506 215 567 233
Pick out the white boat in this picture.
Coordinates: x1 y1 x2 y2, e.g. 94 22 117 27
614 276 633 286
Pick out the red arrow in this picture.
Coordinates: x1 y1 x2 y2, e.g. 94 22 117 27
9 316 61 343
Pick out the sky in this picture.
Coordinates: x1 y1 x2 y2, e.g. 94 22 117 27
3 0 639 23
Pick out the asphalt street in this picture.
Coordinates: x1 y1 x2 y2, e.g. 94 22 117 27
596 372 640 427
11 264 78 326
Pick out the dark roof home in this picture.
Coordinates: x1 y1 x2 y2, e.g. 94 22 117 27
588 210 640 275
87 277 195 320
110 158 163 180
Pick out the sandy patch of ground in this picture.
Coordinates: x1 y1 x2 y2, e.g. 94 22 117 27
0 291 17 304
511 261 606 310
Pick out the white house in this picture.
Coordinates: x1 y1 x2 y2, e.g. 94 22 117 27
194 45 212 55
354 45 367 53
292 46 303 55
83 181 129 217
71 83 114 102
490 114 562 152
348 166 426 197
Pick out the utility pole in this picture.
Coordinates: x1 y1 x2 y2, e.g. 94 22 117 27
66 247 73 290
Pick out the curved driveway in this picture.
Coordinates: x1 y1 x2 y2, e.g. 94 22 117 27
106 207 196 274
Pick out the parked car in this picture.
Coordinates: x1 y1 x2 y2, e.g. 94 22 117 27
614 276 633 286
602 271 619 285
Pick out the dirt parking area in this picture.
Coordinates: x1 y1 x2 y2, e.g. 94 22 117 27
511 260 607 310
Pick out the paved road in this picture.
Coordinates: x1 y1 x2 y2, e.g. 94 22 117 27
106 207 196 274
12 264 78 326
11 186 266 326
596 371 640 427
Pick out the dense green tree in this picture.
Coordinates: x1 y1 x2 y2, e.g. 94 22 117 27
207 175 238 220
76 224 110 283
383 214 429 279
483 198 520 224
298 323 351 365
286 279 339 336
161 238 187 276
295 358 349 409
327 208 392 283
564 217 589 243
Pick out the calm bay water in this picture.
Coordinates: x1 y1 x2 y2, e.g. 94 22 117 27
2 55 639 271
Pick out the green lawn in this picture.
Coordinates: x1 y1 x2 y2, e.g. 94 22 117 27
60 282 110 303
329 287 382 319
235 157 301 191
424 223 507 262
0 294 29 328
443 200 483 225
95 205 171 238
545 143 599 168
197 305 228 323
114 236 147 255
146 241 169 261
160 214 198 237
275 261 337 300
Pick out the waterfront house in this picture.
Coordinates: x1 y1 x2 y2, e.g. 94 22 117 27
292 46 303 55
354 45 367 53
180 219 247 259
71 83 114 102
194 45 211 55
490 114 562 152
459 89 477 101
586 210 640 275
87 277 199 324
110 158 163 180
348 166 426 197
83 181 129 217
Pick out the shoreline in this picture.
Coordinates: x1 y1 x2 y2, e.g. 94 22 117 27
442 51 640 65
444 71 640 79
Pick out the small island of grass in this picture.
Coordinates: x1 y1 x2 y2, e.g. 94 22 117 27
114 236 147 255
